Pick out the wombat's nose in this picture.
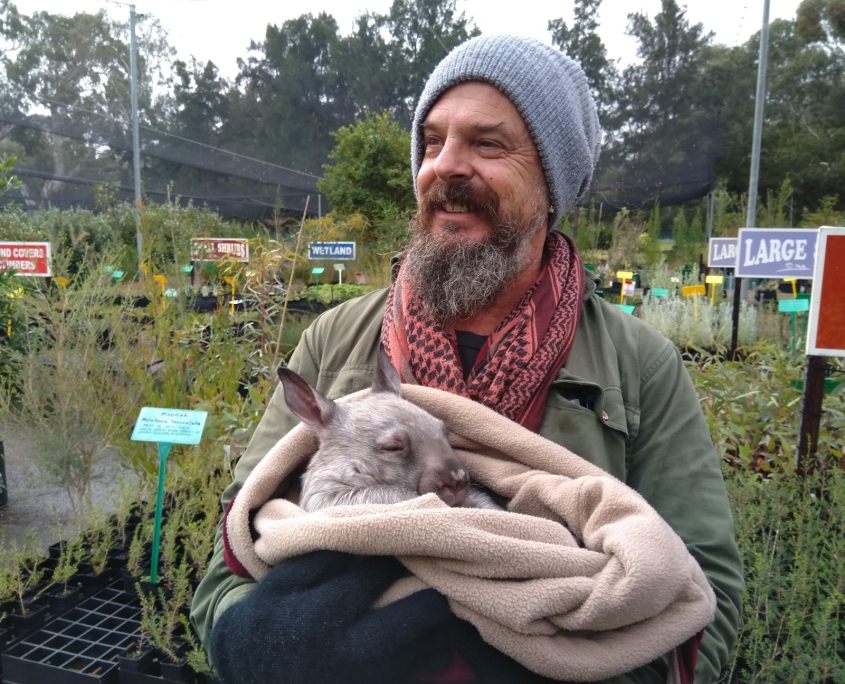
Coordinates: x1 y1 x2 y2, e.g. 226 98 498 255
434 468 470 507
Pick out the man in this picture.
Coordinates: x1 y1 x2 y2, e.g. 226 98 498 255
191 34 743 684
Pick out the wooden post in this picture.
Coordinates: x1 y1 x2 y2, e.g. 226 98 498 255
796 355 827 476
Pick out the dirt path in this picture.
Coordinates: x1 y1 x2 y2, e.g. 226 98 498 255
0 426 140 555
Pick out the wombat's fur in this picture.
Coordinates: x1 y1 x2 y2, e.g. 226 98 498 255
277 348 502 512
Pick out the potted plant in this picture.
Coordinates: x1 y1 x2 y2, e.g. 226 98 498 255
44 537 84 611
138 564 194 682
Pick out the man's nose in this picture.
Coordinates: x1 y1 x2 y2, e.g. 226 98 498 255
432 137 474 184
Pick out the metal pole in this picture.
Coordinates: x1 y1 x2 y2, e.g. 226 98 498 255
706 190 715 242
733 0 771 351
739 0 771 305
130 5 143 264
318 194 322 218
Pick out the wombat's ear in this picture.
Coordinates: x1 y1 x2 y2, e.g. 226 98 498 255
277 367 335 431
373 346 402 396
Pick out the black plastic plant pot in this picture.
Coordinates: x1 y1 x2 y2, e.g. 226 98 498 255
76 568 116 592
118 645 156 673
158 654 193 683
10 602 49 632
47 585 84 612
1 582 141 684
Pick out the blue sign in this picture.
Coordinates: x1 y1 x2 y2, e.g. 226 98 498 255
736 228 818 279
708 238 738 268
308 242 356 260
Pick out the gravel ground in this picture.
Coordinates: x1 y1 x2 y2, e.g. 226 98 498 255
0 425 140 555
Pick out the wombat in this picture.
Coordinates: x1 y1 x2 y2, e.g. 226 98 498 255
277 348 502 512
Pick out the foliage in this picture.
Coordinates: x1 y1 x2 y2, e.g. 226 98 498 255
0 247 141 517
0 154 21 205
671 208 705 267
721 469 845 682
800 194 845 227
291 283 372 307
318 111 415 224
49 536 84 595
138 564 193 663
639 296 758 350
548 0 616 121
689 347 844 474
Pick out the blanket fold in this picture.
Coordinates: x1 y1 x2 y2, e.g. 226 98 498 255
225 385 716 683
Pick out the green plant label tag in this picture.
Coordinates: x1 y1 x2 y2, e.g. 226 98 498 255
112 270 124 280
131 407 208 445
651 288 670 298
616 304 636 314
182 265 193 273
311 267 325 275
778 299 809 313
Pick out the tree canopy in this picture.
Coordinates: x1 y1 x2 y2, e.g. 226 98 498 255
1 0 843 222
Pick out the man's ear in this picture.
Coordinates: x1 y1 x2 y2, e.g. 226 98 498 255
277 367 335 432
372 345 402 396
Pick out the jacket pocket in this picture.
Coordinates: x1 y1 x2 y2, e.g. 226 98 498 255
541 380 629 480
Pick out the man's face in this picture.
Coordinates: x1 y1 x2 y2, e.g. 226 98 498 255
404 81 550 323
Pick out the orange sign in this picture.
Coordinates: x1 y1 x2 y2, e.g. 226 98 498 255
190 238 249 262
807 227 845 356
0 241 52 276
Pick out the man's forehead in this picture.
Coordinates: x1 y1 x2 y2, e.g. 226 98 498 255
423 81 528 133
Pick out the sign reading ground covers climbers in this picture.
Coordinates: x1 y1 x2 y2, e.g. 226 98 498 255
0 241 51 276
735 228 818 278
308 241 356 260
190 238 249 262
708 238 738 268
806 227 845 357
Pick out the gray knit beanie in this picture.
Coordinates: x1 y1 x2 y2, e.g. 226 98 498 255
411 35 601 228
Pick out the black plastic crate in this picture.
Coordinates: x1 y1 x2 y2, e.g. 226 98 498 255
1 583 141 684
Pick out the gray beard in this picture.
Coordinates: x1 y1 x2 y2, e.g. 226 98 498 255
403 208 548 324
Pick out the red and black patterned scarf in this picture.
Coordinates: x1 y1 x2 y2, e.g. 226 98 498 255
381 230 585 433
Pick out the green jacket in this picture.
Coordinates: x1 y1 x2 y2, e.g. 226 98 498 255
191 273 743 684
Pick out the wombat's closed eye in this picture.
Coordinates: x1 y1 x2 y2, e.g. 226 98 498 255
277 346 502 512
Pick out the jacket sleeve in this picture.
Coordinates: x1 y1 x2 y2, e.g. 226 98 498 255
189 330 322 645
625 342 744 684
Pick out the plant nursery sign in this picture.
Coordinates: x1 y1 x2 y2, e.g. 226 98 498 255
707 238 738 268
0 241 51 276
190 238 249 262
806 226 845 357
131 407 208 445
735 228 818 278
308 241 356 260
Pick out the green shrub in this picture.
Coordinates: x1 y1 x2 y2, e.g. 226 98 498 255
722 469 845 682
639 296 758 350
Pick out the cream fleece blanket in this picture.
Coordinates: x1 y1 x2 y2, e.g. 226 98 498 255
226 385 716 683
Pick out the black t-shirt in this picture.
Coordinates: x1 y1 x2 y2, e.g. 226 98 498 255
454 329 488 381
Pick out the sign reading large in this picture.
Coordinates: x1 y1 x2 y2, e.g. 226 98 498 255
308 241 356 260
707 238 738 268
735 228 817 278
806 226 845 357
190 238 249 262
0 241 52 276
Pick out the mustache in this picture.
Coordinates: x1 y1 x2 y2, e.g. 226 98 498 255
418 180 500 222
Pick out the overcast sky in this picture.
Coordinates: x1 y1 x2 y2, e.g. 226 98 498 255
12 0 802 81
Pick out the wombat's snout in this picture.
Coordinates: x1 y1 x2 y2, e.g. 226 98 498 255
419 463 471 507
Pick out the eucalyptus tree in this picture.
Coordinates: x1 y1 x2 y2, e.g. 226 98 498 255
1 6 174 202
548 0 617 124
